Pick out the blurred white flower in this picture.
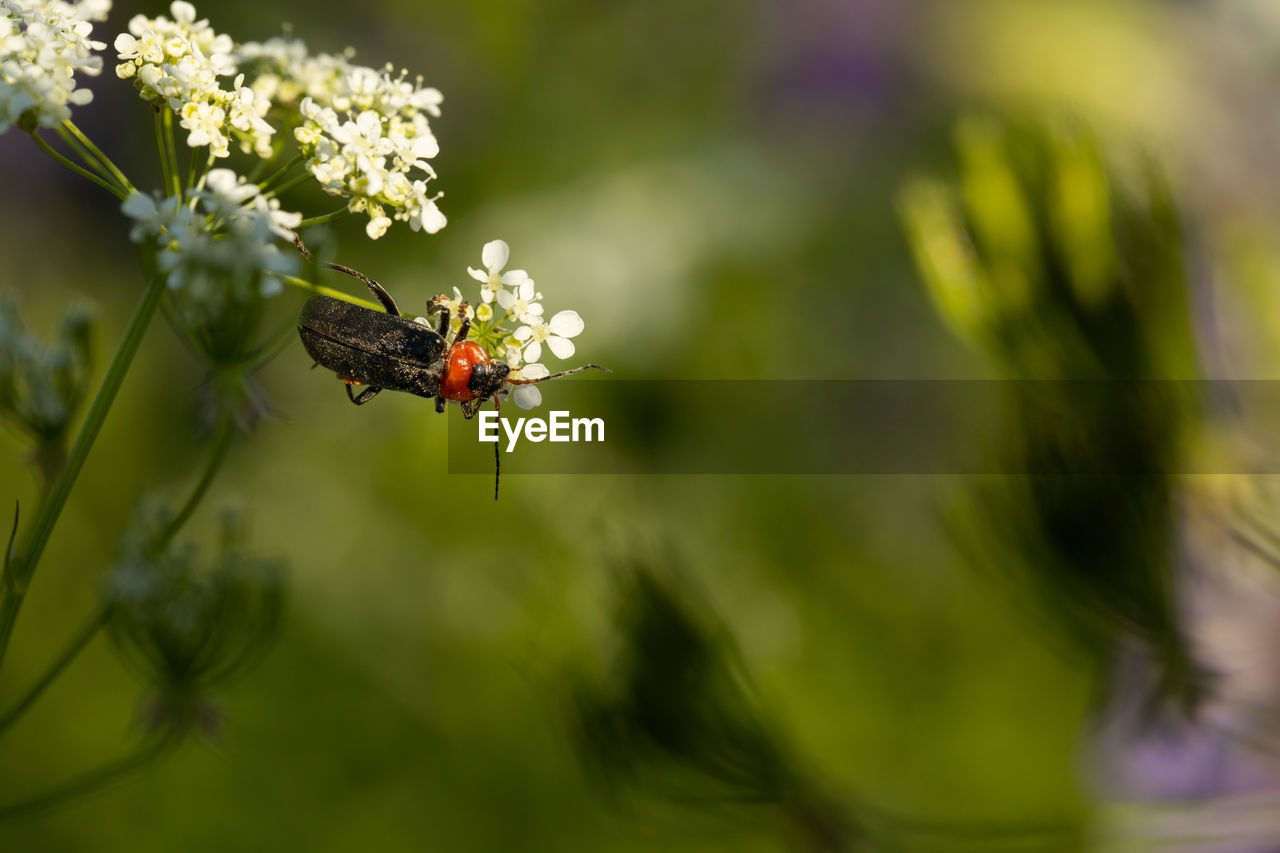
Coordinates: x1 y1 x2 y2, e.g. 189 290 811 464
121 168 300 296
1 0 111 133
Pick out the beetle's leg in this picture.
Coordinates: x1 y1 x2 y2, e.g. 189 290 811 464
346 385 382 405
454 301 471 343
435 395 446 414
425 295 451 337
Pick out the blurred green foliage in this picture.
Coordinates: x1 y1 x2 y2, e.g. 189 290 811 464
4 0 1280 851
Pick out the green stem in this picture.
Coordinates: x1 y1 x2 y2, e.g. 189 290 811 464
62 120 135 194
0 605 113 735
29 132 127 200
256 154 302 193
153 108 173 196
0 276 167 671
0 737 170 820
184 145 201 193
295 206 350 228
162 109 182 198
52 125 120 192
270 274 383 311
149 419 233 557
261 171 312 201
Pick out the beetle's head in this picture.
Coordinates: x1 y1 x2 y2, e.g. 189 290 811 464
467 361 511 402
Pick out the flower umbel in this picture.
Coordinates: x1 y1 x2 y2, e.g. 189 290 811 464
115 2 273 158
0 0 112 133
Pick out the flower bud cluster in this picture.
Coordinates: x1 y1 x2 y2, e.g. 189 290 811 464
105 506 283 739
0 0 111 133
0 294 94 443
114 1 273 158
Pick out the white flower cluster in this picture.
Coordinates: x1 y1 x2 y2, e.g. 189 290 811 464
0 0 110 134
236 36 445 240
114 1 273 158
465 240 585 410
121 167 300 297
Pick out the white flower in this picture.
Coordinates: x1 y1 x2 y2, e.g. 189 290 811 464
1 0 112 133
512 310 583 363
508 363 549 410
467 239 529 304
496 277 543 324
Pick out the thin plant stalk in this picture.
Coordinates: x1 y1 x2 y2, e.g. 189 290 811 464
152 108 172 196
0 275 167 671
29 132 127 200
162 110 181 198
0 605 113 735
0 736 171 819
150 419 233 557
53 125 120 193
296 207 350 228
269 273 383 311
62 121 135 194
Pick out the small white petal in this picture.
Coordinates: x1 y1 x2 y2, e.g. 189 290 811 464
548 310 584 338
467 266 488 283
546 335 575 360
497 290 515 311
512 384 542 409
121 192 157 220
512 325 533 342
517 363 549 380
523 340 542 363
501 269 529 287
481 239 509 271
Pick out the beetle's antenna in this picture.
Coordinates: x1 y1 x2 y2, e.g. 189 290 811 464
507 364 612 385
492 395 501 501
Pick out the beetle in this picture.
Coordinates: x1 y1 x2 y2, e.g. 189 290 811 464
297 267 608 497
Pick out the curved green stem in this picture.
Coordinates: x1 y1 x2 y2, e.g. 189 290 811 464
295 206 350 228
29 132 127 200
52 126 120 193
149 419 233 558
256 154 302 193
0 276 167 671
62 121 135 194
269 274 383 311
261 171 312 201
0 737 170 820
0 605 113 735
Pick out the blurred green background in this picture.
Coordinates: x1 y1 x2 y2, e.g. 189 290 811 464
5 0 1280 850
